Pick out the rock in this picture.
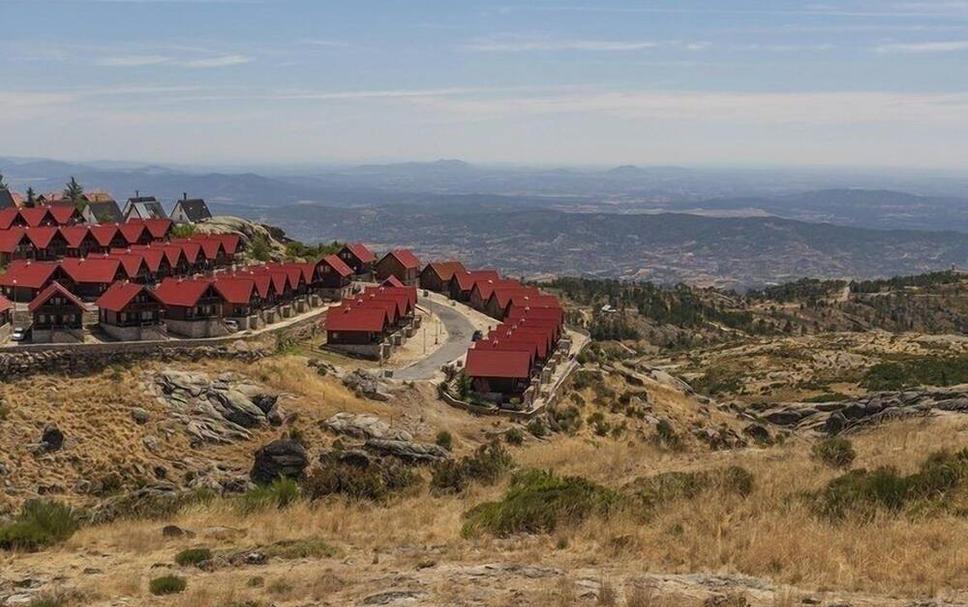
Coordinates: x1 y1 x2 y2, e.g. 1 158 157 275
199 526 246 541
323 413 412 442
742 423 772 444
364 438 449 463
130 407 150 424
266 403 285 427
250 439 309 484
824 411 847 435
41 424 64 451
361 590 424 605
321 448 374 469
342 369 392 400
242 551 267 565
761 409 803 426
162 525 194 538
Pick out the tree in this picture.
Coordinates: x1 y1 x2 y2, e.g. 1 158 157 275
25 187 35 208
0 173 8 191
63 177 84 208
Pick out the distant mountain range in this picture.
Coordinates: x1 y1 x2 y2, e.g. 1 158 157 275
1 156 966 286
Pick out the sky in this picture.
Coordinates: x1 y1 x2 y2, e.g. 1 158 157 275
2 0 968 169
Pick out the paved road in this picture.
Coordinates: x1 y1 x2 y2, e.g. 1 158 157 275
392 297 476 380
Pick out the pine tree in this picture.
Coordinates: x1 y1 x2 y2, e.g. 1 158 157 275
64 177 84 210
0 173 8 191
25 187 36 208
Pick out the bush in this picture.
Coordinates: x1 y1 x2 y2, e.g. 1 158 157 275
862 356 968 391
149 574 187 595
237 478 301 514
550 404 583 434
303 461 417 502
430 441 514 495
175 547 213 567
812 437 857 469
810 448 968 520
654 419 684 451
0 500 79 551
463 470 622 537
628 466 754 513
435 431 453 451
505 428 524 445
526 418 547 438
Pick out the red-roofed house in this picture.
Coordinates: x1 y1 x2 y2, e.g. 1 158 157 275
212 277 262 325
96 281 165 341
18 207 55 228
153 277 227 337
60 226 102 258
375 249 421 287
381 275 405 288
337 242 376 277
465 349 534 400
89 224 126 252
419 261 467 292
484 286 541 319
314 254 354 298
59 257 126 299
130 218 173 241
28 282 87 343
118 221 152 246
24 226 68 260
0 228 34 264
0 294 12 329
325 305 391 359
469 279 521 311
47 205 84 226
0 260 71 302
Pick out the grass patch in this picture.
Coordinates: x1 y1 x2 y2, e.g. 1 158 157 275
803 392 852 403
435 430 453 451
149 574 187 596
810 448 968 520
237 479 301 514
303 460 418 502
261 537 339 560
812 437 857 469
431 441 514 494
0 500 79 552
462 469 623 537
627 466 754 512
862 355 968 391
175 547 213 567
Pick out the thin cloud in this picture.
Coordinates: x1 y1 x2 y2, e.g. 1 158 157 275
875 40 968 52
180 54 251 67
464 35 702 52
97 55 171 67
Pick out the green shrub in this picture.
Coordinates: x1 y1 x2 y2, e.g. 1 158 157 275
175 547 213 567
0 500 79 551
862 356 968 391
812 437 857 469
237 479 301 514
810 448 968 520
303 461 417 502
435 431 454 451
654 418 684 451
260 537 338 559
526 418 548 438
463 470 622 537
551 404 583 434
0 401 9 420
505 428 525 445
628 466 754 513
588 411 611 437
149 574 187 595
430 441 515 495
803 392 851 403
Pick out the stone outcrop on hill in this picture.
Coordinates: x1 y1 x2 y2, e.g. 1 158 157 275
146 370 286 444
250 439 309 484
751 385 968 435
322 413 449 464
195 216 289 260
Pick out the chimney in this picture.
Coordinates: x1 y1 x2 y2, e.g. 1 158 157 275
183 193 188 201
135 190 140 199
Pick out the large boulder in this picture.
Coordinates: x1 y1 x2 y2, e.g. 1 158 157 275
323 413 412 442
363 438 449 464
250 439 309 485
41 424 64 452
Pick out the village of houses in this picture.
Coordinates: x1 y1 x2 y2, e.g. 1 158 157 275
0 186 578 411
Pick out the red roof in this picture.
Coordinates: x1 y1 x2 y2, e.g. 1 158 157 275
96 281 160 312
59 225 92 248
190 237 223 259
507 306 565 326
465 349 533 380
346 296 400 324
363 285 417 308
233 271 273 298
489 286 540 311
0 260 61 289
48 206 80 225
18 208 52 228
28 281 86 313
101 253 147 279
131 218 173 240
0 208 19 230
318 254 353 278
266 263 306 288
117 247 165 272
89 224 120 247
160 245 186 267
343 242 376 263
472 278 521 302
381 275 405 288
60 257 122 285
196 233 241 254
0 228 27 253
153 278 217 308
381 248 421 270
325 305 389 332
0 294 11 314
118 222 148 244
212 277 257 305
475 338 539 366
23 226 60 249
423 261 467 282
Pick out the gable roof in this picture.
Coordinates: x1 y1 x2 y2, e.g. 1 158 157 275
28 281 86 313
83 199 124 223
23 226 61 249
0 207 19 230
379 248 421 270
0 227 28 253
118 221 149 244
451 270 501 292
47 205 81 225
96 281 161 312
0 260 61 289
153 278 217 307
325 306 389 332
212 277 257 305
318 254 354 278
60 257 122 284
19 207 53 227
422 261 467 282
472 278 521 302
0 190 15 210
381 275 405 288
102 252 149 278
125 199 168 220
465 349 533 379
341 242 376 264
174 198 212 222
0 293 12 314
89 224 121 246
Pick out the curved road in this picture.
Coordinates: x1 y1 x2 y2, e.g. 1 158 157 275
392 297 476 380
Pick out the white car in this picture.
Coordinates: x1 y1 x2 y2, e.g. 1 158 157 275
10 327 27 342
224 319 240 332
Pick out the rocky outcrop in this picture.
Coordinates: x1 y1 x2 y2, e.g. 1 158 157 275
195 216 289 260
147 370 286 444
753 385 968 435
40 424 64 452
250 439 309 484
341 369 392 401
363 438 449 464
323 413 413 442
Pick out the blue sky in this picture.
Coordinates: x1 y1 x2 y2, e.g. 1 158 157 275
2 0 968 168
